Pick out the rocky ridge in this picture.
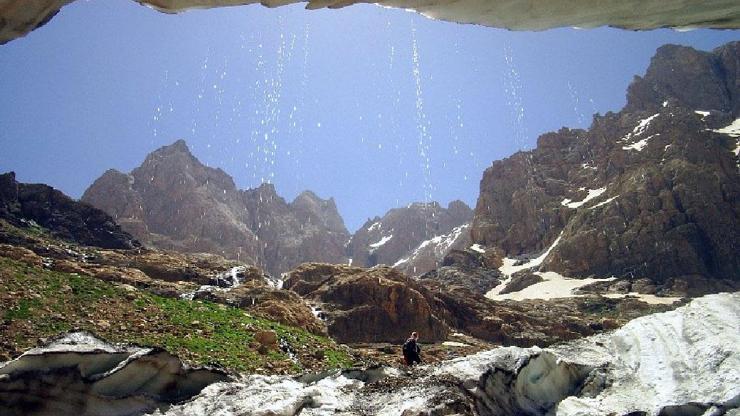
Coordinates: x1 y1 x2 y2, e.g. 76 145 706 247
0 172 139 250
81 139 350 277
348 200 472 271
472 42 740 297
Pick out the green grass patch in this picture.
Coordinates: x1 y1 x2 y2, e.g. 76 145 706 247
0 256 351 373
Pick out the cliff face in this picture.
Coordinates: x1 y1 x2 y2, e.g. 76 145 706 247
82 140 349 276
347 200 472 270
472 42 740 291
0 172 139 249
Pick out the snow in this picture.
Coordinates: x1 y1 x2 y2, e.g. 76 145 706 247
393 224 469 271
368 234 393 249
589 195 618 209
367 222 381 232
155 293 737 416
662 100 669 107
694 110 710 119
470 243 486 253
442 341 469 347
581 162 597 170
486 233 564 298
602 292 681 305
489 271 615 301
558 292 740 415
622 133 658 151
619 113 659 148
561 187 607 208
711 118 740 137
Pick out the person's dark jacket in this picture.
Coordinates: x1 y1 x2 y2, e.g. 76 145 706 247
402 337 421 365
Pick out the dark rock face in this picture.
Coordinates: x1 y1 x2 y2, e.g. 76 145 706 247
418 249 502 296
82 140 349 276
283 263 450 343
472 42 740 293
0 332 228 416
348 200 472 270
0 172 139 249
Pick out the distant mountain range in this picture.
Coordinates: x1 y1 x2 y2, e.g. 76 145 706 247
81 140 472 276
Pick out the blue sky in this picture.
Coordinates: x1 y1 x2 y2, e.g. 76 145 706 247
0 1 737 231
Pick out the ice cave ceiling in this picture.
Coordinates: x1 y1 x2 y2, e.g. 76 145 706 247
2 0 740 45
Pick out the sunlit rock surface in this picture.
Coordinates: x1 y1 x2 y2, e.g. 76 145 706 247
0 332 229 416
157 292 739 416
472 42 740 296
3 0 740 45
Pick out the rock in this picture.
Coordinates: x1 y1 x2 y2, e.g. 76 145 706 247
254 330 278 350
284 263 450 343
497 272 544 295
81 140 349 276
0 244 42 267
3 0 740 46
349 201 472 270
194 285 325 335
471 42 740 293
0 172 140 250
0 332 229 416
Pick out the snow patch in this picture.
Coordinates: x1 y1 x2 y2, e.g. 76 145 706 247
487 233 564 297
589 195 618 209
369 234 393 249
470 243 486 254
442 341 469 347
711 118 740 137
367 222 381 232
620 113 659 143
581 162 597 170
694 110 710 119
488 271 615 301
602 292 681 305
622 133 658 151
393 224 469 272
561 187 607 208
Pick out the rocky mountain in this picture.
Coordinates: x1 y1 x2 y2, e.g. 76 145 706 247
472 42 740 296
0 172 139 250
347 200 473 271
81 140 350 277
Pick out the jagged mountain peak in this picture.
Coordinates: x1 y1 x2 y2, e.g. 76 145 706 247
626 42 738 114
82 141 349 276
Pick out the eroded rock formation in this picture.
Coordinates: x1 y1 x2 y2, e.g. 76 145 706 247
2 0 740 45
283 263 451 343
82 140 349 277
472 42 740 295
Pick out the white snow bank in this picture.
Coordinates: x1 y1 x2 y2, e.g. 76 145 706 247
589 195 618 209
488 271 615 301
162 374 362 416
558 292 740 415
712 118 740 137
622 133 659 151
367 222 381 232
694 110 710 119
487 234 564 298
561 187 607 208
470 243 486 254
369 234 393 249
602 292 681 305
442 341 470 347
620 113 659 143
